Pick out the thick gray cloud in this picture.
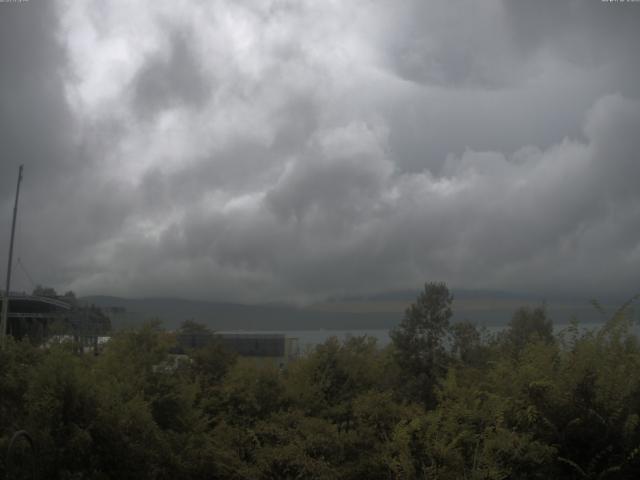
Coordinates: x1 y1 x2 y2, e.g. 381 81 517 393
0 0 639 303
133 31 210 118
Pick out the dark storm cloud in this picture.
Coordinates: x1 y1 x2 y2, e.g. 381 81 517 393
0 0 120 291
1 0 639 303
133 31 210 118
504 0 640 98
383 1 521 89
0 0 71 195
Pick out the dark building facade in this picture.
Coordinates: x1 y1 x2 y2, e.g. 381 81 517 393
175 332 299 365
0 294 111 344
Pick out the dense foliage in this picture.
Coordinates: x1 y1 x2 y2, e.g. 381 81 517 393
1 284 639 479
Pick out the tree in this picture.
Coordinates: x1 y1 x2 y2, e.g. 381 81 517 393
190 340 236 386
449 320 483 365
390 282 453 407
177 319 212 337
32 285 57 298
175 319 214 351
505 305 553 352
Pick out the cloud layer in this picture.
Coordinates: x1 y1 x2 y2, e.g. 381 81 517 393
1 0 639 303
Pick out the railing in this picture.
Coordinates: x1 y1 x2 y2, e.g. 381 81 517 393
4 295 72 311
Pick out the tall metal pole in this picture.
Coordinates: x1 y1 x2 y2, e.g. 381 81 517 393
1 165 24 349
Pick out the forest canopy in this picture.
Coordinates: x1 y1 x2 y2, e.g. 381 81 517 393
1 283 639 479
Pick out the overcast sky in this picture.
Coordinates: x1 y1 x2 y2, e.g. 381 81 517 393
1 0 639 303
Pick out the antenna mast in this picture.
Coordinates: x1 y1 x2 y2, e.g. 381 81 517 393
1 165 24 349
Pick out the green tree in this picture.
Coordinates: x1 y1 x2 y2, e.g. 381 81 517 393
221 359 288 425
177 319 212 337
390 281 453 407
449 320 484 366
504 305 554 352
190 338 237 386
175 319 214 351
285 336 387 426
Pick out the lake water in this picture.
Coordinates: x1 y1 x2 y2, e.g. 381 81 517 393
218 329 392 352
219 321 635 352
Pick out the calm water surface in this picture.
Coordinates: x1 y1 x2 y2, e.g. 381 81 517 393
220 321 635 352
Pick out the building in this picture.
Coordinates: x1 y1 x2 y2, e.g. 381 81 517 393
218 333 300 367
175 331 300 367
0 293 111 345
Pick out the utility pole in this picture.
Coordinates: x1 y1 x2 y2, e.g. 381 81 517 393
1 165 24 349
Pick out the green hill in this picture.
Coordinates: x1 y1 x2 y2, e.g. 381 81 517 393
81 290 621 331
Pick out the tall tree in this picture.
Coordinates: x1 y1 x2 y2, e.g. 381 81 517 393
505 305 553 352
449 320 483 365
390 282 453 407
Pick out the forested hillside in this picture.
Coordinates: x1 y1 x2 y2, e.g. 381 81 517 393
1 284 639 479
84 291 615 331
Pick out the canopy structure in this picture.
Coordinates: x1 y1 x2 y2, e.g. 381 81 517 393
0 294 111 344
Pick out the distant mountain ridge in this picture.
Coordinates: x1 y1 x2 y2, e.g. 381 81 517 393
81 295 398 331
81 290 619 331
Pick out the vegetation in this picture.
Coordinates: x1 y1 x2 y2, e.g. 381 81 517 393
1 283 639 479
